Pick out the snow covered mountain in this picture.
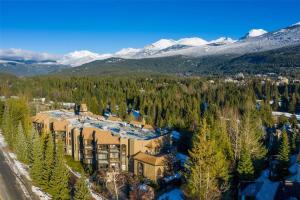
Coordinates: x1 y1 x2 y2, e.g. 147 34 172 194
245 29 268 38
1 22 300 68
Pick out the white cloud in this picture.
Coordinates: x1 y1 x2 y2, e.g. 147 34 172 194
0 48 60 61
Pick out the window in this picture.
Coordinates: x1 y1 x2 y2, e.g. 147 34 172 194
98 153 107 160
157 168 162 178
110 153 119 159
138 162 144 176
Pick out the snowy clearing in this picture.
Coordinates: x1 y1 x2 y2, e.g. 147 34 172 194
158 188 184 200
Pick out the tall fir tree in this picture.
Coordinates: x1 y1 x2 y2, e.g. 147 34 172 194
186 118 229 200
237 148 254 181
15 122 28 163
74 175 92 200
49 140 70 199
30 131 44 185
278 131 290 178
40 132 55 191
27 127 36 165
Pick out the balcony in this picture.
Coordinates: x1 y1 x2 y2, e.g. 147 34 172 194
110 148 120 153
84 145 93 149
98 150 108 154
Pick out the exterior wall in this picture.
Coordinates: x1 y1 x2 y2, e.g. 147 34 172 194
133 160 165 181
32 112 171 181
73 128 80 161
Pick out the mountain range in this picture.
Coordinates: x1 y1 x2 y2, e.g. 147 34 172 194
0 22 300 76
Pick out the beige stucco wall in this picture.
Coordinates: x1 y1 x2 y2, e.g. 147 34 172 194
133 159 165 181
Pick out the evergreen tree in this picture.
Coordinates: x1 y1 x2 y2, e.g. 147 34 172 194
49 140 70 199
278 131 290 178
40 132 55 191
1 104 14 148
237 148 254 181
27 127 36 165
74 176 92 200
15 122 27 163
186 118 229 199
30 132 44 185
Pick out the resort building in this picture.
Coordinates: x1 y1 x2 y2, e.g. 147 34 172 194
32 104 171 181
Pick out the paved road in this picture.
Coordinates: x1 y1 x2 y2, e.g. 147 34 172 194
0 150 28 200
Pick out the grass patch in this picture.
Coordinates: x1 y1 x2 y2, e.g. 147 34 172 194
64 155 85 174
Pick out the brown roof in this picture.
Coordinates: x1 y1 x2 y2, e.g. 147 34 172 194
81 127 120 144
81 127 96 140
32 113 50 123
94 130 120 144
80 103 88 112
143 124 154 130
107 116 122 122
130 120 145 126
133 152 166 166
53 119 69 132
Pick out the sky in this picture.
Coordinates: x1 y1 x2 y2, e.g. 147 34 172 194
0 0 299 54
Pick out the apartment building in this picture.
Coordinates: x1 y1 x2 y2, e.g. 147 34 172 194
32 104 171 181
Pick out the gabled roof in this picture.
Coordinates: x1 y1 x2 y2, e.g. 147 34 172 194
81 127 120 144
107 116 122 122
53 119 69 132
133 152 167 166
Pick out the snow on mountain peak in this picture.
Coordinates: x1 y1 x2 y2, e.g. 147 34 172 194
58 50 112 66
209 37 236 44
292 22 300 26
246 29 268 38
177 37 208 46
115 48 141 57
145 39 176 50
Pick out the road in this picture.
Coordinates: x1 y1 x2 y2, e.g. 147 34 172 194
0 149 29 200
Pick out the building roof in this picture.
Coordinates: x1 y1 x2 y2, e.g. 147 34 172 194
107 116 123 122
133 152 167 166
80 104 88 112
53 119 69 132
130 120 145 126
94 130 120 144
143 124 154 131
81 127 96 140
32 113 51 123
32 110 169 140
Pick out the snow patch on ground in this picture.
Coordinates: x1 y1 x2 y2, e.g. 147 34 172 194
0 132 7 147
0 132 50 199
32 186 51 200
158 188 184 200
66 164 105 200
176 152 189 167
171 130 181 140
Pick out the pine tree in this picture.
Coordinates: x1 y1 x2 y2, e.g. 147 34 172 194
40 132 54 191
30 132 44 185
2 104 14 148
186 118 229 199
237 148 254 181
74 176 92 200
278 131 290 178
49 140 70 199
27 127 36 165
15 122 27 163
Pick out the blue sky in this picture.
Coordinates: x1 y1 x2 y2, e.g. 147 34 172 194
0 0 299 54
